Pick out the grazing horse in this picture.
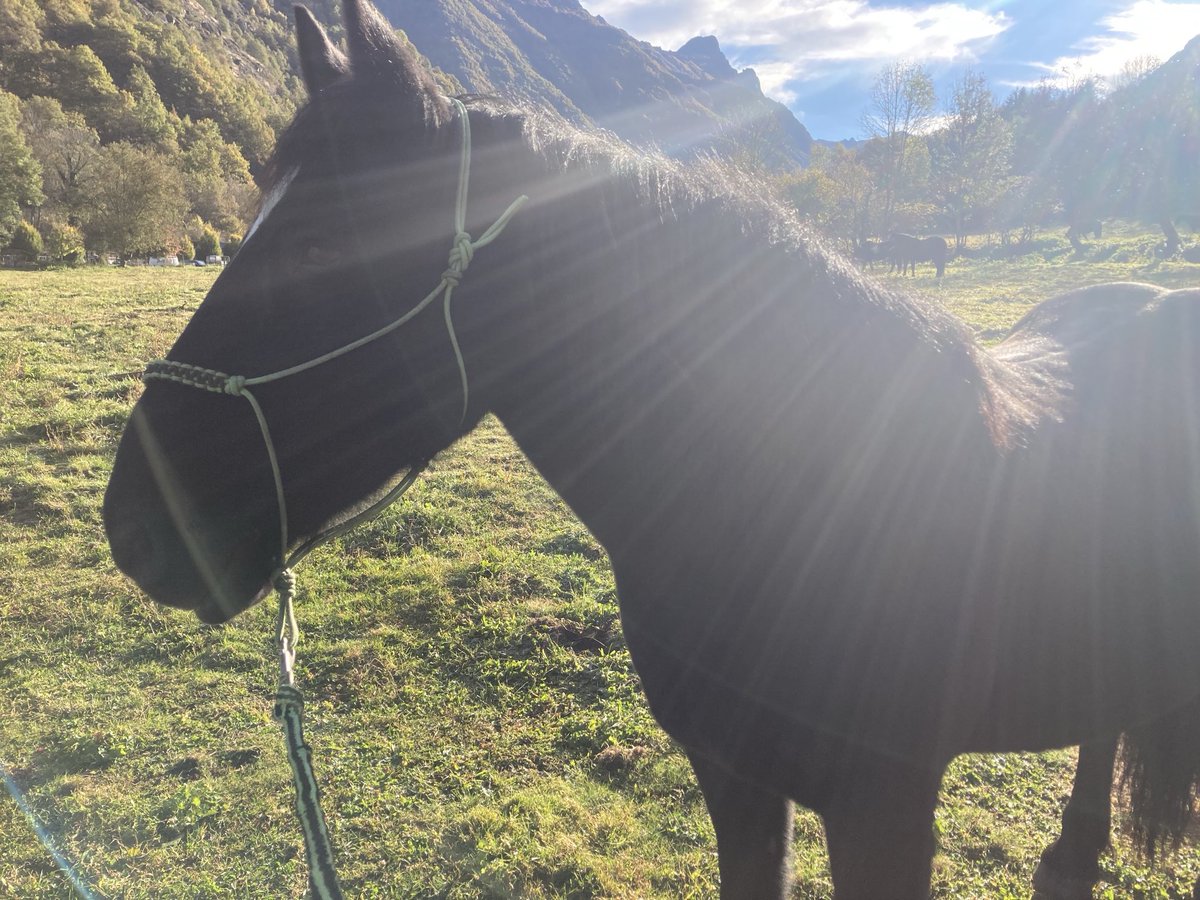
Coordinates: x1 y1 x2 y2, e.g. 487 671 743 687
854 239 885 269
103 2 1200 897
886 232 948 277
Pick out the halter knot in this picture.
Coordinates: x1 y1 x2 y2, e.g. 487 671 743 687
443 231 475 285
225 375 247 396
274 568 297 599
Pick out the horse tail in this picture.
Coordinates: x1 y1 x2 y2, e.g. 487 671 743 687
1119 699 1200 858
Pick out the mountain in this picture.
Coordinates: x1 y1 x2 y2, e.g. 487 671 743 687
371 0 812 168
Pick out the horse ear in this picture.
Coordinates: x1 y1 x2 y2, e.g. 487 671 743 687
342 0 446 117
294 6 348 96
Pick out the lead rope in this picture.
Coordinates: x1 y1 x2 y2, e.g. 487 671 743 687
141 97 528 899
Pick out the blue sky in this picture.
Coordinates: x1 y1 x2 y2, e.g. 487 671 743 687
582 0 1200 139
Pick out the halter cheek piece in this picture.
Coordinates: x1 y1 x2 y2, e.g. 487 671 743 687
138 98 527 900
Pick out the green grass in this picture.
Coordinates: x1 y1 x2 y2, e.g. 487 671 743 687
1 239 1199 898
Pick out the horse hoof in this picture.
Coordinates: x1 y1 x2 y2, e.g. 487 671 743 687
1032 859 1097 900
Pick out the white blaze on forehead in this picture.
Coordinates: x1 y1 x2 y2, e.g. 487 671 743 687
243 167 299 246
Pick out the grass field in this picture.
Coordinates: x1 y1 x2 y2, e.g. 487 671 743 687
2 230 1199 899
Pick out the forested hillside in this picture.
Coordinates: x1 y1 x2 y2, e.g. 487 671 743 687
0 0 319 259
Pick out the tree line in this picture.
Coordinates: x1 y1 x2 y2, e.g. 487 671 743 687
0 0 308 261
778 51 1199 257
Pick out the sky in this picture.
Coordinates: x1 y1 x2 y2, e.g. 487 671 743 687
581 0 1200 140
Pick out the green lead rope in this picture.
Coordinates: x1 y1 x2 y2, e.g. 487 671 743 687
272 570 344 900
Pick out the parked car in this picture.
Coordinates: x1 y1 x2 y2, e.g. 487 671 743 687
193 259 207 266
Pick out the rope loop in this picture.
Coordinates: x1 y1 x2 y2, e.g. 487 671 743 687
275 569 299 654
224 375 247 396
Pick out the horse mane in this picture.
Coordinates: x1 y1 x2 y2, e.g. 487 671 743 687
257 87 1054 450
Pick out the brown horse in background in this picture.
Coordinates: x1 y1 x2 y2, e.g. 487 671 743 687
884 232 949 277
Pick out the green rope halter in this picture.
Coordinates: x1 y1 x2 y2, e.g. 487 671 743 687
141 98 528 899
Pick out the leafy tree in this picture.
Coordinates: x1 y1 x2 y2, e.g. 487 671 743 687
1003 80 1116 252
861 62 935 234
178 117 255 233
9 219 43 258
929 71 1012 250
120 65 178 150
44 221 84 261
781 144 874 246
1107 45 1199 256
0 0 45 84
19 95 100 217
193 224 221 259
83 142 187 258
0 90 43 245
11 42 126 134
1113 55 1161 92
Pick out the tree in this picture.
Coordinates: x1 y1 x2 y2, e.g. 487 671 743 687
19 95 100 218
178 117 256 234
1003 79 1115 252
1113 55 1161 92
8 219 42 256
44 221 84 261
0 0 45 85
0 90 43 245
193 224 221 259
861 62 935 234
781 144 875 247
928 70 1012 250
119 65 178 150
1106 45 1200 256
83 142 187 257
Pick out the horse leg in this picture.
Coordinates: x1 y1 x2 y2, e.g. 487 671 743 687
822 771 941 900
688 752 794 900
1032 738 1118 900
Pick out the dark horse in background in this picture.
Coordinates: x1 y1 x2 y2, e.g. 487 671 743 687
103 1 1200 897
884 232 949 277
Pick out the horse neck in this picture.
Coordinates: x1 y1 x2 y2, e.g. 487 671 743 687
480 161 1004 559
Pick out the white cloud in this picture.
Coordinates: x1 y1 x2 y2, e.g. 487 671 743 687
584 0 1009 106
1026 0 1200 88
587 1 1007 67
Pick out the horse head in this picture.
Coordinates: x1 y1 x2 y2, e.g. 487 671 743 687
103 0 531 622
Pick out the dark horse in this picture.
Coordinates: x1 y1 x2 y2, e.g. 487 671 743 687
103 2 1200 896
885 232 948 278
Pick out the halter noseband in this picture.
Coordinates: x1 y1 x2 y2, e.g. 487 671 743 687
142 98 529 574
